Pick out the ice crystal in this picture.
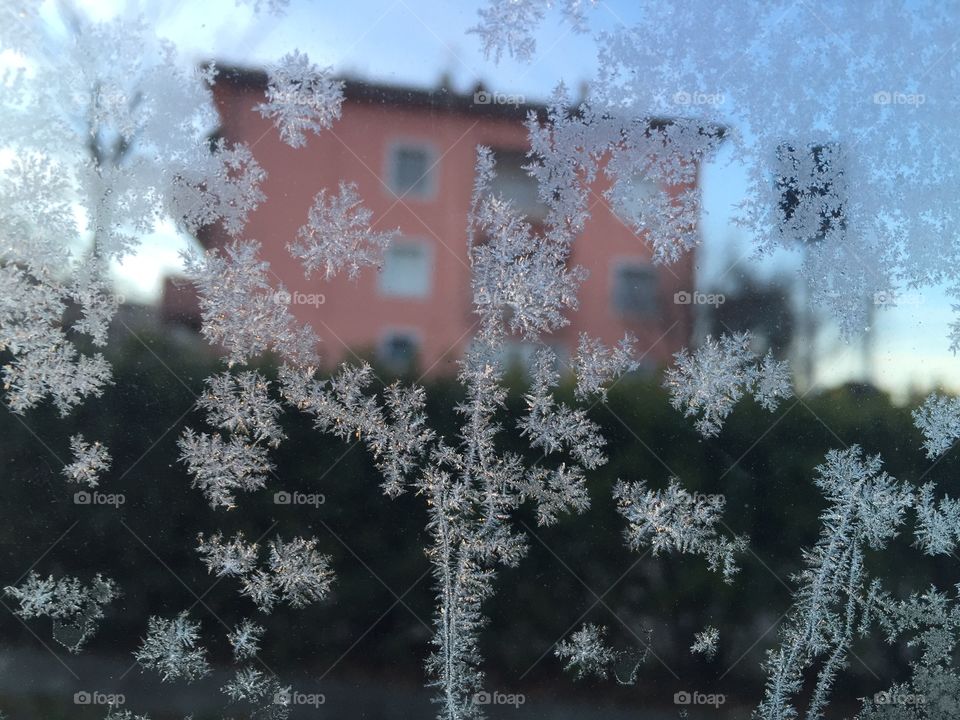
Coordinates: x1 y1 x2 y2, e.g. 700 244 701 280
181 370 287 509
280 362 434 498
103 709 152 720
228 619 265 661
470 0 594 62
555 623 645 685
691 625 719 659
255 50 344 148
0 266 113 415
477 0 960 340
183 240 319 369
854 586 960 720
468 146 585 339
914 483 960 556
613 479 748 582
197 533 333 612
199 371 285 447
290 182 397 281
913 394 960 459
4 572 118 653
524 89 723 265
62 434 112 489
756 447 913 720
555 623 618 679
519 347 605 471
221 665 289 719
572 333 640 401
663 332 793 437
235 0 290 15
179 429 272 510
133 612 210 683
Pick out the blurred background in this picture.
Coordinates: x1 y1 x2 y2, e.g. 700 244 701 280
1 1 959 718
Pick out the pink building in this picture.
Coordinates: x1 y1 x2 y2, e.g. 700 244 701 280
166 68 700 375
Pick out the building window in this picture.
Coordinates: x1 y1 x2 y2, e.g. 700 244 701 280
775 141 845 244
378 239 432 298
388 143 435 198
379 330 419 372
611 173 659 227
612 261 658 316
490 150 547 220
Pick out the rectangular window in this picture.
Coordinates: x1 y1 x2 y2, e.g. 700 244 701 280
612 261 658 316
388 143 435 198
378 239 432 297
379 330 419 372
490 150 547 220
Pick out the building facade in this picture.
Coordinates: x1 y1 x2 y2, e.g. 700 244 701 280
165 68 700 375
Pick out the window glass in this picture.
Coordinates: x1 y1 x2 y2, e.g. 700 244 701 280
378 240 432 297
612 261 659 315
379 330 419 370
389 144 434 198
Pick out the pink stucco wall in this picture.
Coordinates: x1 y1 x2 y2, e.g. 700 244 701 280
192 74 697 374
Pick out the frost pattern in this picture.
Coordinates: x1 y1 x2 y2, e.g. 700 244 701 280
222 667 290 719
470 0 594 62
572 333 639 401
178 350 295 511
914 483 960 556
613 479 748 582
183 240 319 370
197 533 333 612
103 709 152 720
255 50 344 148
62 434 112 489
468 146 585 339
9 4 960 719
4 572 118 653
290 182 397 281
478 0 960 340
555 623 645 685
913 393 960 459
691 625 719 659
179 428 272 510
524 88 724 264
0 266 113 415
663 332 793 437
228 619 265 661
756 447 913 720
270 146 684 718
133 612 211 683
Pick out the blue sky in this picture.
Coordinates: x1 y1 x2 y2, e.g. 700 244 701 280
80 0 958 399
